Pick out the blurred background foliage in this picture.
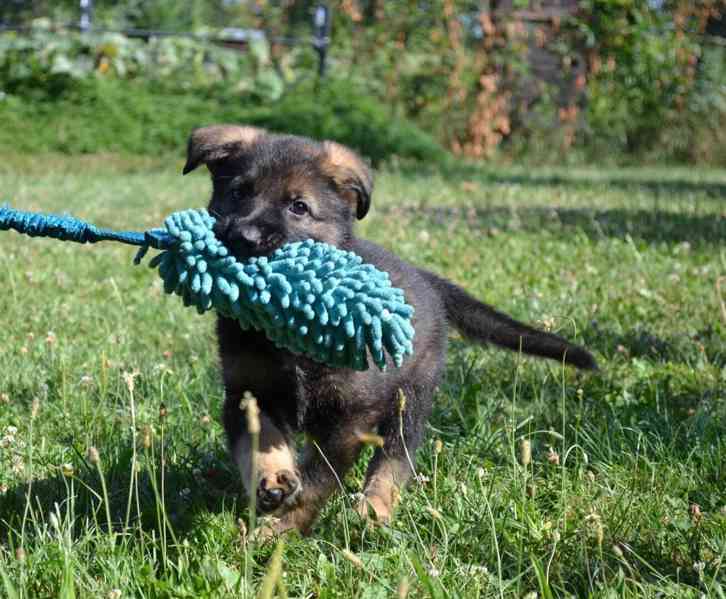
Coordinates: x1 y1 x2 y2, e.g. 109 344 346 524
0 0 724 165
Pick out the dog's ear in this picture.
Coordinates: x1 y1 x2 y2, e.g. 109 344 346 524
320 141 373 220
183 125 266 175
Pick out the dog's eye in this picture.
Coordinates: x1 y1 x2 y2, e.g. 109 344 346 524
289 200 309 216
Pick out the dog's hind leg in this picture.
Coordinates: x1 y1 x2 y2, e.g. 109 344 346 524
356 456 411 524
357 385 434 524
262 418 372 535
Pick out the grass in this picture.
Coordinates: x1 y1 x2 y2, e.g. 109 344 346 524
0 154 724 598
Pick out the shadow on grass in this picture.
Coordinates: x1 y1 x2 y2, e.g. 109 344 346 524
437 328 725 459
380 203 725 245
401 162 726 200
0 441 244 547
583 322 725 368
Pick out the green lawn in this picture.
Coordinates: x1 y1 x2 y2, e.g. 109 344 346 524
0 156 724 598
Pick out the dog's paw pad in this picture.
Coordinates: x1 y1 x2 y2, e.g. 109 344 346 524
257 469 301 513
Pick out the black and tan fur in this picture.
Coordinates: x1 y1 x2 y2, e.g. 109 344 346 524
183 125 597 535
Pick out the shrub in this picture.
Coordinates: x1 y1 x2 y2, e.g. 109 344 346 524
0 23 446 164
240 79 448 165
0 26 289 102
4 3 724 165
0 76 446 164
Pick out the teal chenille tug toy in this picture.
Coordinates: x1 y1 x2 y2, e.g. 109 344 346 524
0 206 415 370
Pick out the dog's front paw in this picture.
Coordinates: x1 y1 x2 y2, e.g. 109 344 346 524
257 469 301 513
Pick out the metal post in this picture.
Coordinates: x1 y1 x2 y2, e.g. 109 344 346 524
312 4 331 80
79 0 93 33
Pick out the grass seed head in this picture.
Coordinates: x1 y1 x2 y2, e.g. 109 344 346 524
519 439 532 466
87 446 100 465
397 576 410 598
546 446 560 465
258 540 285 599
434 439 443 455
586 511 604 547
356 431 385 447
61 463 75 477
142 425 152 449
241 391 260 434
426 506 443 520
122 370 140 394
342 549 364 569
398 388 407 413
48 511 60 533
158 403 168 420
690 503 702 524
237 517 247 541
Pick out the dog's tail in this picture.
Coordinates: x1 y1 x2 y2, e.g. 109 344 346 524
420 270 597 370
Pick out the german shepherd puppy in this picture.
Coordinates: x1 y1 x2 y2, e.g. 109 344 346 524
183 125 597 535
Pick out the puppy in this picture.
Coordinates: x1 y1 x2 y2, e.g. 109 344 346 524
182 125 597 535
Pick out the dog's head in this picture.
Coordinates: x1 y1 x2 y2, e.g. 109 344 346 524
183 125 373 258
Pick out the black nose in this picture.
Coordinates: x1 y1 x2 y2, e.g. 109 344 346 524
220 219 263 253
213 215 283 258
225 218 281 258
233 224 261 245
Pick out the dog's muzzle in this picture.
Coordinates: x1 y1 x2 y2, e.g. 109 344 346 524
214 216 283 258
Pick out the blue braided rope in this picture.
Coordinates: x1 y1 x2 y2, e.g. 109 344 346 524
0 205 172 251
0 205 415 370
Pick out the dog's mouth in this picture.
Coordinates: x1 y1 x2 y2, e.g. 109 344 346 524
212 216 289 260
227 232 286 260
